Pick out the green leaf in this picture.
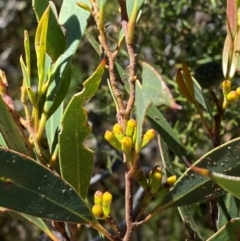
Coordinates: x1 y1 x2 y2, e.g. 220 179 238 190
0 133 7 148
85 31 101 55
0 96 29 155
147 106 187 159
141 61 181 109
207 171 240 200
135 63 180 151
192 76 213 119
33 1 66 61
150 137 240 216
8 211 60 241
0 147 93 223
59 59 106 198
206 218 240 241
217 194 240 229
42 0 91 119
46 102 63 154
126 0 144 21
178 206 203 241
35 5 50 88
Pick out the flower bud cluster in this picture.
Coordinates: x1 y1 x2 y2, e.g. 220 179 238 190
104 119 156 154
92 191 113 219
222 80 240 108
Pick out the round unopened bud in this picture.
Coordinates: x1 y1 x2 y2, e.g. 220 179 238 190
141 129 156 148
102 192 112 204
222 80 231 94
102 192 112 218
121 136 133 154
166 175 177 187
112 123 125 142
149 166 162 194
104 130 121 150
94 191 103 206
226 91 238 103
92 204 104 219
236 87 240 97
126 119 137 138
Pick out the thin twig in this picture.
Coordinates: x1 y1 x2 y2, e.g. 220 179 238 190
90 0 125 124
106 215 122 240
118 0 136 127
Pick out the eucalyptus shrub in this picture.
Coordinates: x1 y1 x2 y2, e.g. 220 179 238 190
1 1 240 241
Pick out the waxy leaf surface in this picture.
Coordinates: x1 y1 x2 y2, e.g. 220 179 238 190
59 59 106 198
0 147 93 223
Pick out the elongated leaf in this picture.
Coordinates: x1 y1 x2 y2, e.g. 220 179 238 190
59 59 106 198
222 33 237 79
126 0 144 20
135 80 149 151
226 0 237 38
8 211 60 241
207 218 240 241
46 102 63 154
0 96 28 155
33 1 66 61
176 68 195 103
178 206 203 241
192 76 213 119
207 172 240 200
135 63 180 151
147 106 187 159
0 147 93 223
182 62 194 95
35 5 50 86
150 137 240 216
217 194 240 229
42 0 91 119
141 61 181 109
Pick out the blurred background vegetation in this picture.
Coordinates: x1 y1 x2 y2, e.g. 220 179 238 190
2 0 240 240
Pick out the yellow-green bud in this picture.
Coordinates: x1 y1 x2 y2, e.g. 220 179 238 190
104 130 121 151
102 191 112 203
121 136 133 154
126 119 137 138
94 191 103 206
141 129 156 148
236 87 240 97
226 91 238 103
76 1 92 12
165 175 177 187
92 204 104 219
149 166 162 194
222 80 231 95
102 192 112 218
112 123 125 142
135 169 148 190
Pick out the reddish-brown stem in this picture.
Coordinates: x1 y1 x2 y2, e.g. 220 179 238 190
123 151 139 241
90 0 125 125
118 0 136 126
